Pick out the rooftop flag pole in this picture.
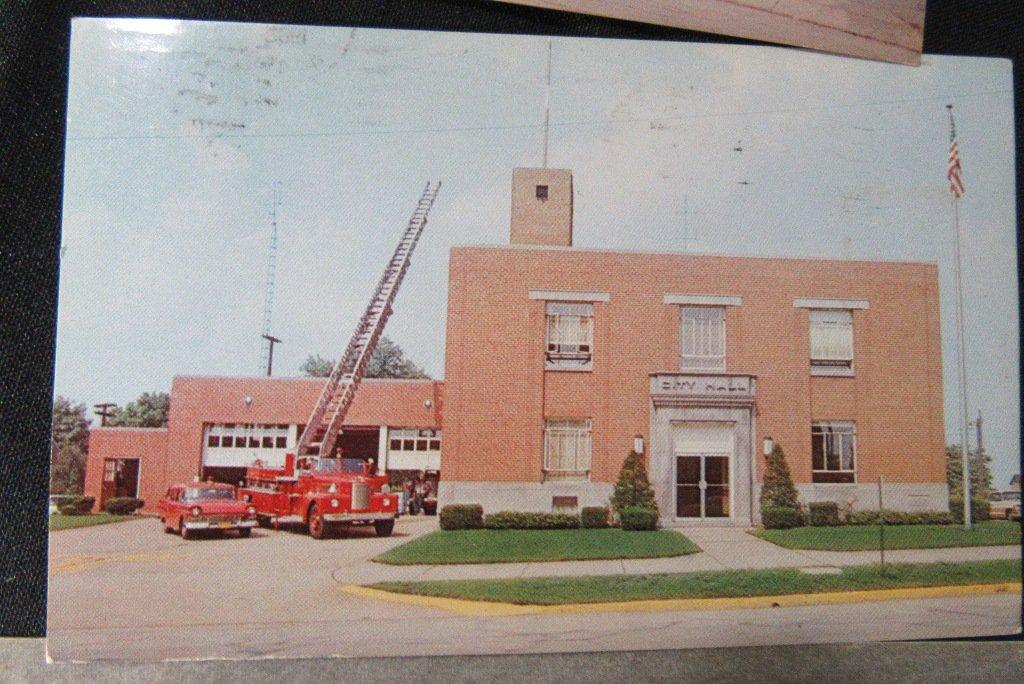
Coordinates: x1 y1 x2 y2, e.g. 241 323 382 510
947 103 972 529
542 38 552 168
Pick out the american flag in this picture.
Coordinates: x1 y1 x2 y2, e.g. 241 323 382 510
948 128 965 198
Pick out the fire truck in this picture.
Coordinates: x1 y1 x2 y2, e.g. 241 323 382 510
239 453 397 539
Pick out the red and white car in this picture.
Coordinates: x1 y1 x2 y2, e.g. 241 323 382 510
157 482 257 540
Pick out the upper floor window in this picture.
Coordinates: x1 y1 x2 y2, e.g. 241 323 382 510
680 306 725 371
205 423 288 449
543 418 592 480
809 309 854 374
389 428 441 452
811 421 856 483
546 301 593 370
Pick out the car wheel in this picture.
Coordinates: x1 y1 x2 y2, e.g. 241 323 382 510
238 527 251 538
373 519 395 537
180 520 193 540
163 518 174 533
308 504 326 539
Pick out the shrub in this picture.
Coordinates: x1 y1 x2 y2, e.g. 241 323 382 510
610 450 658 517
949 495 991 524
104 497 145 515
619 506 658 531
846 509 955 526
762 505 805 529
580 506 608 529
483 511 580 530
807 501 841 526
439 503 483 530
56 495 95 516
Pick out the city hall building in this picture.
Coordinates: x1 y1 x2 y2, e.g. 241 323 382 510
439 168 948 525
85 376 443 513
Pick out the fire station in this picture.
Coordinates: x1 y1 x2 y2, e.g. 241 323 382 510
85 166 950 525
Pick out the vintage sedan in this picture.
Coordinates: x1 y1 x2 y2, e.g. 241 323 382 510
988 490 1022 520
158 482 257 539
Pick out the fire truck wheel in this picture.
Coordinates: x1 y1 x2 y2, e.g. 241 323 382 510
237 528 252 538
308 504 327 539
373 520 395 537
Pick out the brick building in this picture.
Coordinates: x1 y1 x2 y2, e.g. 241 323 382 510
85 376 443 512
439 168 948 524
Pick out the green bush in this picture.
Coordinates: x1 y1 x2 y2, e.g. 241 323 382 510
762 505 805 529
619 506 658 531
56 495 95 516
807 501 841 526
610 450 658 517
104 497 145 515
482 511 580 530
949 496 990 524
439 504 484 530
580 506 608 529
846 509 955 526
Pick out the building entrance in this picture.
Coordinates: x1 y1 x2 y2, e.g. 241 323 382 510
675 454 730 518
101 457 139 507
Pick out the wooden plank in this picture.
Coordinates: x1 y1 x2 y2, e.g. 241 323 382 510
497 0 925 65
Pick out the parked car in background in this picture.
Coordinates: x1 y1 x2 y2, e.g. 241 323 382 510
158 482 257 540
987 490 1022 520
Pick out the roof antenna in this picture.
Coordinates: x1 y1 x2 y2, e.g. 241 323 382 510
542 38 552 168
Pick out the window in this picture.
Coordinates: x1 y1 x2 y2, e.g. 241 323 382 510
809 309 853 373
536 184 548 200
206 424 221 448
545 302 594 369
543 419 592 479
389 428 441 451
811 422 856 483
680 306 725 370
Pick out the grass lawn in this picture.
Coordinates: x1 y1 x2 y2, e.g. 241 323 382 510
374 528 699 565
752 520 1021 551
49 513 136 531
370 559 1021 605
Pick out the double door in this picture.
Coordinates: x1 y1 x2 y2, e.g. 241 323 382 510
675 453 730 518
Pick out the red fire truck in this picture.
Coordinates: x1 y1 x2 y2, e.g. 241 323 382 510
239 453 398 539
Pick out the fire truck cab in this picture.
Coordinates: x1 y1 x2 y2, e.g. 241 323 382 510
239 452 398 539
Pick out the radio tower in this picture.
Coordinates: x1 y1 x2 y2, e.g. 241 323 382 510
259 181 282 376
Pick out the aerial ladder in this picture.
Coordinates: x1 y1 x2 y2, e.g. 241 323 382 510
296 181 442 458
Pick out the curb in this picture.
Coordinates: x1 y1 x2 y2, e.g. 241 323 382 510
339 582 1021 616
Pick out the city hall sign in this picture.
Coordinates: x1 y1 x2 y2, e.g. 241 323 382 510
649 373 756 406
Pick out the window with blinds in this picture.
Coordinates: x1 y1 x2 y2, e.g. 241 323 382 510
809 309 854 371
811 421 856 483
543 419 592 479
680 306 725 371
545 302 594 369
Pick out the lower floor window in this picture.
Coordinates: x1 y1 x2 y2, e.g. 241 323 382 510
543 419 592 479
811 421 856 483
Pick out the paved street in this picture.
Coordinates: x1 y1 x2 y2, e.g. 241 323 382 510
47 517 1022 662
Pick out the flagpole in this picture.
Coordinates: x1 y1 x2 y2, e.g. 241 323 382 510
947 103 972 529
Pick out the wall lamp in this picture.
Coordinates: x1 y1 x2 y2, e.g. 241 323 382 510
633 434 644 454
763 436 774 455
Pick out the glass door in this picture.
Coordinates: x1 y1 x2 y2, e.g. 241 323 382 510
675 454 730 518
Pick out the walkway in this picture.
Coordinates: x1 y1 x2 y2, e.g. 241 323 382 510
329 523 1020 584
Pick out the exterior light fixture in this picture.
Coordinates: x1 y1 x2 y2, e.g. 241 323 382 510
763 436 774 455
244 395 253 407
424 399 433 409
633 434 644 454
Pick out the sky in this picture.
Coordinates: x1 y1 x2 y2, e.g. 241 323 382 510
58 19 1018 486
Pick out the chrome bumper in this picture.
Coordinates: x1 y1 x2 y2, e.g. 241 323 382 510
183 519 257 530
322 512 396 522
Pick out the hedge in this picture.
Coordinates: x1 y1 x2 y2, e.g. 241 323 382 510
56 496 95 516
483 511 580 530
807 502 841 527
762 506 804 529
845 509 955 526
950 495 991 524
104 497 145 515
438 504 484 530
580 506 608 529
619 506 658 531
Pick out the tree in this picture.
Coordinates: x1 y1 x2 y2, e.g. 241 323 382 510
946 444 992 522
50 396 91 494
760 443 800 511
108 391 170 428
300 336 430 379
610 450 658 515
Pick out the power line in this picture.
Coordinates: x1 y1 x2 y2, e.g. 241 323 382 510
65 89 1010 143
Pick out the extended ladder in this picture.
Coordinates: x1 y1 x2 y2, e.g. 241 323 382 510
296 181 442 457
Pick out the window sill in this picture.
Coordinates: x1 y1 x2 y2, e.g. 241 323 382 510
545 363 593 372
810 366 854 377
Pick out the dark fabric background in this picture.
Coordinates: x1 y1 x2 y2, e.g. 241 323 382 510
0 0 1020 641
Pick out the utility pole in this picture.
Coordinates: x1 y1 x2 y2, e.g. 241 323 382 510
973 410 984 455
259 181 283 375
542 38 552 168
93 402 117 426
262 334 281 377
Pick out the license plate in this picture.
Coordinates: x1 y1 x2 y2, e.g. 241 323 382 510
218 520 232 528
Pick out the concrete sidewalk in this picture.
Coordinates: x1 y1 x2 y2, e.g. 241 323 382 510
329 523 1021 584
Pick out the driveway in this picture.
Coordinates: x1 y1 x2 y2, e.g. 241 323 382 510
46 517 1021 662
